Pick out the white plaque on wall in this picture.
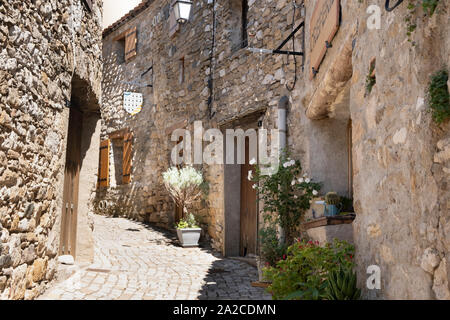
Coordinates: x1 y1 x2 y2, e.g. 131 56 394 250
123 92 143 115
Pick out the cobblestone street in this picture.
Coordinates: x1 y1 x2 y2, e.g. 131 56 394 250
38 215 271 300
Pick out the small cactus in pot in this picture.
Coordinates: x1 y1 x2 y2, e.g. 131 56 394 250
324 192 341 216
325 192 340 205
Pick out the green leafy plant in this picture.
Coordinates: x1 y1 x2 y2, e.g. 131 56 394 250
176 213 199 229
263 239 356 300
427 69 449 124
251 153 321 245
259 226 288 268
325 267 361 300
365 58 376 95
405 0 440 43
325 192 340 205
421 0 439 15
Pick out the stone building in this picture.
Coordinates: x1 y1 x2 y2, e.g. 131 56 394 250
99 0 449 300
0 0 103 299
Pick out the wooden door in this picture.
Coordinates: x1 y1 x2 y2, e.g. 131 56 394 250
59 108 82 257
240 138 258 257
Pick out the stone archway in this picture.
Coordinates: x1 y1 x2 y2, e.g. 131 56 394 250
58 75 102 264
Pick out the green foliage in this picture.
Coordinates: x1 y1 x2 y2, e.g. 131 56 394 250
263 239 356 300
421 0 439 15
251 153 321 245
259 226 288 268
325 192 340 206
325 267 361 300
406 0 440 43
427 69 450 124
365 62 376 95
176 213 199 229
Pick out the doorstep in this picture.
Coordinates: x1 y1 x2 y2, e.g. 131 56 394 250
229 256 257 267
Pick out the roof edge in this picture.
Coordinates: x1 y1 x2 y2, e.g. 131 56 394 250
102 0 155 38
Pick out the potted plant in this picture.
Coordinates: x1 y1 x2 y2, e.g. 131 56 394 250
162 166 205 247
175 213 202 247
324 192 341 216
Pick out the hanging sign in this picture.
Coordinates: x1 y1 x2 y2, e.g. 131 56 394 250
123 92 143 115
309 0 340 79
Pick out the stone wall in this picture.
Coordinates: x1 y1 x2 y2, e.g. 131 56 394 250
100 0 301 253
0 0 102 299
100 0 450 299
347 1 450 300
289 0 450 300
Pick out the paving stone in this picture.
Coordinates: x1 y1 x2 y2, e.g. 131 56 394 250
38 215 271 300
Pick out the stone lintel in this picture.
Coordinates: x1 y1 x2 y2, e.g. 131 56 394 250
306 37 354 120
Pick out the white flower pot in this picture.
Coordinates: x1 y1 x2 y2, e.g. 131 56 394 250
177 228 201 247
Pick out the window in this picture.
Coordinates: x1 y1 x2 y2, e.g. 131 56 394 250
97 130 133 189
83 0 94 12
230 1 249 51
241 0 248 48
113 27 137 64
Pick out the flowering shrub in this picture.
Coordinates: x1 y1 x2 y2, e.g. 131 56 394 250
259 226 288 268
263 239 355 300
162 166 205 220
251 153 320 245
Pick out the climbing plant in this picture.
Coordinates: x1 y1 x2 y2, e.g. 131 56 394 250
427 69 449 124
365 58 376 96
405 0 440 43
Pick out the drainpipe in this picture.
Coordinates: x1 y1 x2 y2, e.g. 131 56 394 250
277 96 289 244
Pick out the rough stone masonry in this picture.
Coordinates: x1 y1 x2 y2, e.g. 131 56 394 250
0 0 102 299
100 0 450 300
0 0 449 301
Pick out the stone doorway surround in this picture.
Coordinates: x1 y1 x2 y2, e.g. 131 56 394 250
221 110 266 258
58 75 102 265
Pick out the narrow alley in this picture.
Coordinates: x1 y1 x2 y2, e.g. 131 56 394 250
38 215 270 300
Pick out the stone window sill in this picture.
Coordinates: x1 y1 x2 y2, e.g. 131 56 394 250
302 213 355 231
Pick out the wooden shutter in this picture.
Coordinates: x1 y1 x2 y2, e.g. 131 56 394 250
122 132 133 184
125 27 137 62
98 139 110 188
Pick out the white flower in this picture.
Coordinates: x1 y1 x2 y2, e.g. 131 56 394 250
252 184 257 189
298 177 304 183
305 178 311 183
294 195 298 199
291 180 296 186
247 170 253 181
283 160 296 168
312 190 318 196
249 158 257 165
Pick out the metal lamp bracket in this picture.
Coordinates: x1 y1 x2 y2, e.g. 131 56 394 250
247 21 305 57
385 0 404 12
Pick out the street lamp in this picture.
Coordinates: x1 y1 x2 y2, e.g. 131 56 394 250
173 0 193 23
